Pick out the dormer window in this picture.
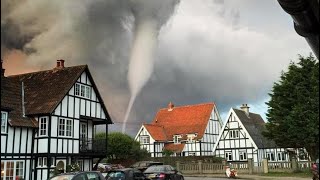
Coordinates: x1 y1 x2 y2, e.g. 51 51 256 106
75 83 91 99
187 133 197 143
173 135 182 144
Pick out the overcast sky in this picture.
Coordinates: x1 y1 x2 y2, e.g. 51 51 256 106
1 0 313 136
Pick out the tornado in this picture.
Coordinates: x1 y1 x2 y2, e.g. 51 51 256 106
122 0 180 133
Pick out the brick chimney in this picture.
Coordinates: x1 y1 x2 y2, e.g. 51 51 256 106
168 102 174 111
55 59 65 69
240 104 250 116
1 59 5 77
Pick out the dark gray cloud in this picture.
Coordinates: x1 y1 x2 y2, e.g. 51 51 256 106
1 0 312 136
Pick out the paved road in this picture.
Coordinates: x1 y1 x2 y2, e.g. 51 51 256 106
185 176 235 180
184 175 311 180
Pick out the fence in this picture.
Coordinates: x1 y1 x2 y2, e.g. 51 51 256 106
175 158 312 174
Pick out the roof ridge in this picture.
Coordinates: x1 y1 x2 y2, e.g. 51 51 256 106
158 102 214 111
7 64 87 78
232 108 262 116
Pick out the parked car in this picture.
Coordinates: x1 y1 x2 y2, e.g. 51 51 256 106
49 171 105 180
143 165 184 180
104 168 147 180
130 161 164 172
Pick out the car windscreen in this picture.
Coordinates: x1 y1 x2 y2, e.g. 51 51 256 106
144 166 166 173
106 171 126 180
50 174 75 180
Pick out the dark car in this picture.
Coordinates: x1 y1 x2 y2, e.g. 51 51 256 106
49 171 105 180
143 165 184 180
105 168 147 180
130 161 164 172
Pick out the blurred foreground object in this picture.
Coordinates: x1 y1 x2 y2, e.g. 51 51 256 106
277 0 319 59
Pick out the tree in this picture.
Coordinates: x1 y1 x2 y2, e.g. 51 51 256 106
95 132 150 161
263 54 319 160
162 149 174 157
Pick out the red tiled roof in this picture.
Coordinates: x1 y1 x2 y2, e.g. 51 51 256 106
144 124 167 141
164 143 185 152
145 102 214 141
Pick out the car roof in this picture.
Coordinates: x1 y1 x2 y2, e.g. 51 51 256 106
108 168 136 172
55 171 101 175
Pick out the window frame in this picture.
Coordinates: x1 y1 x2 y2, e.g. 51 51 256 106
187 134 196 143
229 130 239 139
239 151 247 161
38 157 47 167
140 136 150 144
1 111 8 133
1 161 24 179
75 83 91 99
39 117 48 136
173 135 182 144
277 152 286 161
58 118 73 137
225 151 233 161
266 152 275 161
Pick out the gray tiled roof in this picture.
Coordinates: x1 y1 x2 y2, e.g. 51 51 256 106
233 108 277 148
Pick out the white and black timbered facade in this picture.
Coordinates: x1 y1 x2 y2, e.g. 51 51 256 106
212 104 310 166
135 102 223 157
1 60 113 180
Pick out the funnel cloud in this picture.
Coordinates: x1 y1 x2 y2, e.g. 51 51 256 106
1 0 312 136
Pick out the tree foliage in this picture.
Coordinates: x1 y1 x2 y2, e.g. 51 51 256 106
263 54 319 160
162 149 174 157
95 132 150 161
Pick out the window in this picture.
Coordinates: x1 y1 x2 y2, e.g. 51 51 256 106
75 84 80 96
51 157 55 167
58 118 72 137
15 161 23 178
140 136 150 144
266 152 275 161
229 130 239 139
39 117 48 136
6 162 14 179
1 111 8 133
173 135 182 144
187 134 196 143
1 161 24 180
75 83 91 99
38 157 47 167
277 152 286 161
239 151 247 161
225 152 233 161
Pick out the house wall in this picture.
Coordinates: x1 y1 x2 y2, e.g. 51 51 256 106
135 126 161 157
30 71 109 180
200 107 222 156
1 121 35 180
136 106 223 157
213 111 258 162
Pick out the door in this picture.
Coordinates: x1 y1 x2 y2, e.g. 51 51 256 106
80 122 88 151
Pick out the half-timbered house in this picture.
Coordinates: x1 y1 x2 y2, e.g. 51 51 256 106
212 104 309 165
135 102 223 157
1 60 113 180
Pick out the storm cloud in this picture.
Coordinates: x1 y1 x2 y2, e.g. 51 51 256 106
1 0 312 136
